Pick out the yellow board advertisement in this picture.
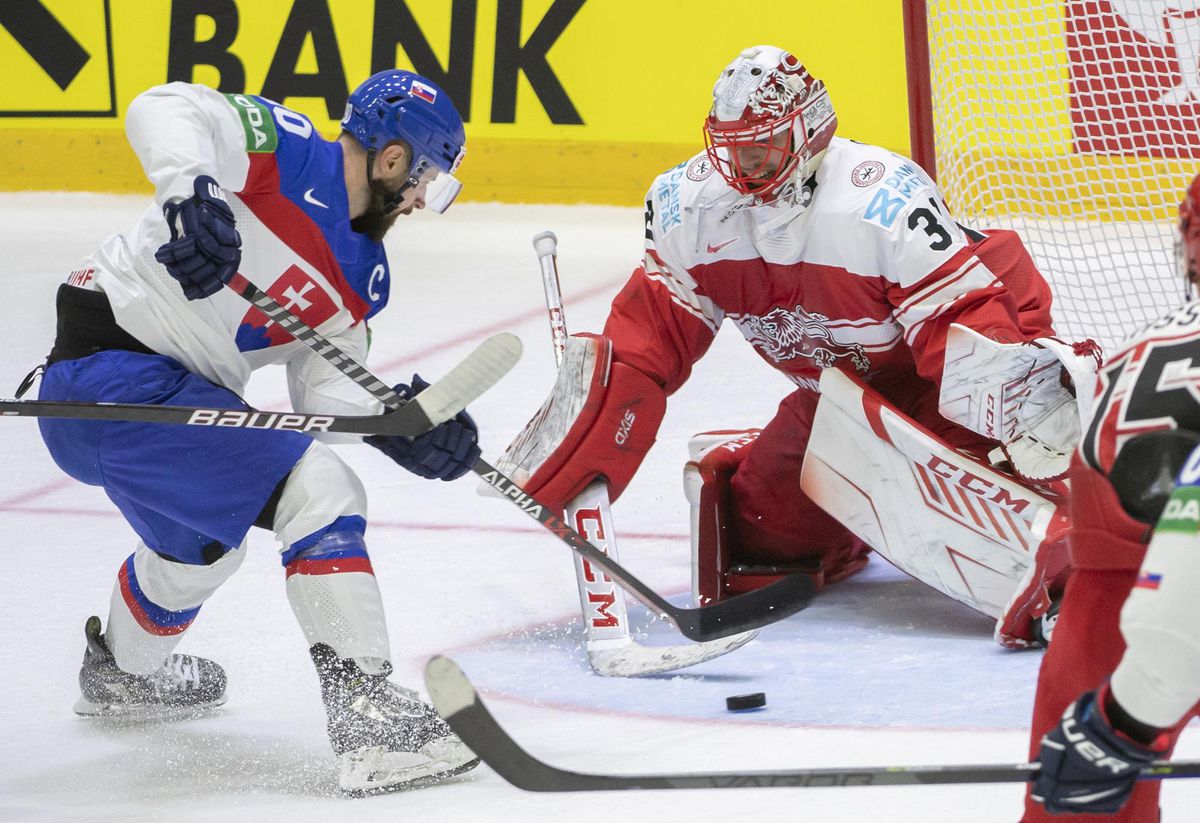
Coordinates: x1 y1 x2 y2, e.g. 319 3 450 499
0 0 910 203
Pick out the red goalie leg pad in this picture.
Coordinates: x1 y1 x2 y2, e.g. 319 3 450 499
524 360 667 515
687 428 870 604
686 430 761 605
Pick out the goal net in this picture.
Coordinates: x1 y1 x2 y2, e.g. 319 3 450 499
906 0 1200 350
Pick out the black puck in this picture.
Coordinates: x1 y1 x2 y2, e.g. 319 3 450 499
725 692 766 712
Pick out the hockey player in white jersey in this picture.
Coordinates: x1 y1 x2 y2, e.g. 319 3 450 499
498 45 1099 647
27 71 480 794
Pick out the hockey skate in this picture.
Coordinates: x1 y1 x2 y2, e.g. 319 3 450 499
310 643 479 795
74 616 227 718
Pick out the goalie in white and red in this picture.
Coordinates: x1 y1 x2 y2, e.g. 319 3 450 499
497 45 1100 648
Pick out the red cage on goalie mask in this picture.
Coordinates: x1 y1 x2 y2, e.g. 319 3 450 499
703 46 838 203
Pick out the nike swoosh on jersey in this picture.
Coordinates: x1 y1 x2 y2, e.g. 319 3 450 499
304 189 328 208
706 238 739 254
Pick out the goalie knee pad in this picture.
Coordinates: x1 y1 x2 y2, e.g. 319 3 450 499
686 429 868 604
495 333 667 513
685 430 760 604
106 540 246 674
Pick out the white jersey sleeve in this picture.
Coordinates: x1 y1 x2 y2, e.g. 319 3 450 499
643 162 727 335
285 322 384 444
1110 473 1200 729
124 82 252 205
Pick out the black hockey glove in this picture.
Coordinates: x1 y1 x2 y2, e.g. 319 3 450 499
154 175 242 300
1032 687 1165 816
366 375 480 481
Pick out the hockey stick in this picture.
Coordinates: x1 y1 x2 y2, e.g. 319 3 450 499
425 655 1200 791
0 333 520 438
225 272 815 642
531 231 756 675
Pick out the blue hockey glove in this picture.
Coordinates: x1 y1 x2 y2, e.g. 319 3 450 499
1032 688 1165 815
366 375 480 481
154 175 242 300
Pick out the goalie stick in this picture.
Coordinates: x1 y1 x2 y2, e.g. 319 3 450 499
425 655 1200 791
225 271 815 642
0 333 520 437
531 230 755 675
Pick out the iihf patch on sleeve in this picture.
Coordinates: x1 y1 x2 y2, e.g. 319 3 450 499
851 160 885 187
687 156 716 181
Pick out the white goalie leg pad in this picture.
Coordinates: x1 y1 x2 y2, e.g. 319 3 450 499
275 443 390 671
802 367 1057 623
482 333 610 492
106 541 246 675
938 323 1101 482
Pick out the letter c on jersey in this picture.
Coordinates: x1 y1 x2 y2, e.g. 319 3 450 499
368 264 386 302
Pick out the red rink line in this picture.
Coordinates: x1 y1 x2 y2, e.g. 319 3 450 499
373 277 624 369
0 276 626 510
0 502 687 543
0 478 76 509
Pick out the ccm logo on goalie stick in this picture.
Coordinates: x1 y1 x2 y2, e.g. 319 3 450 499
573 507 621 629
187 409 335 432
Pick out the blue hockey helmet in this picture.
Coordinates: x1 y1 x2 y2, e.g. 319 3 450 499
341 70 466 213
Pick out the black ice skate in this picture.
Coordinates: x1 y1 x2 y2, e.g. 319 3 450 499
310 643 479 795
74 615 227 718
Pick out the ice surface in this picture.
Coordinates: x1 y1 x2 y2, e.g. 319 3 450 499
0 195 1195 822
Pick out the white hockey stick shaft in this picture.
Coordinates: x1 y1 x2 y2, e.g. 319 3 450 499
531 232 756 675
532 231 635 652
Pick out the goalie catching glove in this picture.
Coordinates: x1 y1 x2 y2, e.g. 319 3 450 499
490 334 666 514
938 324 1102 483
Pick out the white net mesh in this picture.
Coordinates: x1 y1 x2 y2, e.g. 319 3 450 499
922 0 1200 350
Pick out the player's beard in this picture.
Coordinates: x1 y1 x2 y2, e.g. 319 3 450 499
351 178 405 243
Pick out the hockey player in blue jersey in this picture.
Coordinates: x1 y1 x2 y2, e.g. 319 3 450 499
29 71 481 794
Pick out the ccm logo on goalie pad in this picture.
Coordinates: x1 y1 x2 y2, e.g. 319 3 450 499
187 409 334 432
925 455 1035 517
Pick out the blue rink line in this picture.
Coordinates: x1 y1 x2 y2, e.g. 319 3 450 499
450 561 1045 732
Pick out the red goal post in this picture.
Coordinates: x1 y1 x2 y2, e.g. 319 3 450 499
903 0 1200 350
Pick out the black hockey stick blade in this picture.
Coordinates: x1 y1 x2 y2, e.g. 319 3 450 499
476 458 817 641
1 333 522 438
425 655 1200 792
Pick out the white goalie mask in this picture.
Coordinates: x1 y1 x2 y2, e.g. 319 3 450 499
703 45 838 205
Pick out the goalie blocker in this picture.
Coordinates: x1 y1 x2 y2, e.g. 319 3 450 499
494 334 666 516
